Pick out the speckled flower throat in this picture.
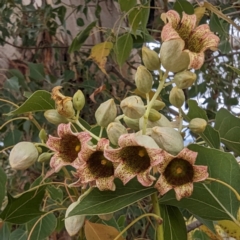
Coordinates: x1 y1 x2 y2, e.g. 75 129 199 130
163 158 194 186
60 134 81 162
119 146 151 173
87 151 114 178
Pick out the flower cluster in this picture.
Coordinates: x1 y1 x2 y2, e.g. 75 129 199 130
47 123 208 201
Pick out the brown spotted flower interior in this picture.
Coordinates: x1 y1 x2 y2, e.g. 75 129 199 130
87 151 114 178
119 146 151 173
164 158 194 186
60 135 81 163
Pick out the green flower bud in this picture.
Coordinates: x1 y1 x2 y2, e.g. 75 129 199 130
38 152 53 163
174 70 196 89
44 109 68 125
139 114 172 129
73 90 85 111
148 109 161 122
107 122 128 145
142 46 161 71
39 129 48 143
57 97 75 118
151 127 184 155
123 116 139 131
65 201 85 236
9 142 38 170
95 99 117 127
120 96 145 119
152 100 166 111
169 87 185 108
135 65 153 94
189 118 207 133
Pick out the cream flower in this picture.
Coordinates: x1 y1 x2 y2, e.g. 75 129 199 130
46 123 90 172
155 148 209 200
160 10 220 70
104 133 164 187
71 137 116 191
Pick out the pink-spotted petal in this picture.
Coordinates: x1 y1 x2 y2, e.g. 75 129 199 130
50 154 69 172
146 148 165 166
193 165 209 182
178 12 196 41
137 170 155 187
104 148 122 162
200 32 220 52
184 50 205 70
174 182 193 201
161 10 180 28
161 23 181 42
96 138 109 151
155 175 173 196
96 176 116 191
118 133 139 147
178 148 198 165
47 136 61 152
80 166 96 183
57 123 73 138
79 143 95 162
115 162 136 185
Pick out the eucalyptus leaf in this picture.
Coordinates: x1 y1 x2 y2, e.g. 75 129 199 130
6 90 55 116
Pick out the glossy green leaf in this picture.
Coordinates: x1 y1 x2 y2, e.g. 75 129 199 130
28 63 45 81
0 186 46 224
10 229 27 240
161 205 187 240
47 185 63 202
0 167 7 209
114 33 133 66
27 213 57 240
118 0 136 12
160 145 240 221
3 128 23 147
0 222 10 240
7 90 55 116
173 0 194 15
186 100 220 149
209 13 225 35
68 21 97 53
215 108 240 155
69 178 157 217
128 8 142 35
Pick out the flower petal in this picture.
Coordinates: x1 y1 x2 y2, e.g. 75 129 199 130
161 23 181 42
174 182 193 201
184 50 205 70
96 138 109 151
137 169 155 186
50 153 70 172
96 176 116 191
161 10 180 28
155 175 173 196
57 123 74 138
104 148 122 162
177 148 198 165
118 133 138 147
146 148 165 166
115 162 136 185
47 136 61 152
192 165 209 182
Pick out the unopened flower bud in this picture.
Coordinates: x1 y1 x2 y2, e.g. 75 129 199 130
9 142 38 170
189 118 207 133
39 129 48 142
152 100 166 111
73 90 85 111
57 97 75 118
123 116 139 131
107 122 127 145
44 109 68 125
151 127 184 155
169 87 185 108
174 71 196 89
120 96 145 119
38 152 53 163
139 114 172 129
135 65 153 94
148 109 161 122
142 46 160 71
95 99 117 127
65 201 85 236
160 39 190 72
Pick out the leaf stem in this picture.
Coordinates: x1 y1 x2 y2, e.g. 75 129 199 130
0 98 19 108
0 117 29 130
113 213 162 240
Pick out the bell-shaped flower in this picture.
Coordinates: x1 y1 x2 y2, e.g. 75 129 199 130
160 10 219 70
104 133 164 187
71 137 116 191
46 123 90 172
155 148 208 201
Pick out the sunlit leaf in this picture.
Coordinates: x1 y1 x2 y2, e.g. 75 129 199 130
6 90 55 116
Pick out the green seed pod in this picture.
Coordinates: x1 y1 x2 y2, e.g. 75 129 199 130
44 109 68 125
123 116 139 131
9 142 38 170
135 65 153 94
174 70 196 89
120 96 145 119
152 100 166 111
107 122 128 145
142 46 161 71
73 90 85 111
148 109 161 122
169 87 185 108
189 118 207 133
95 99 117 127
38 152 53 163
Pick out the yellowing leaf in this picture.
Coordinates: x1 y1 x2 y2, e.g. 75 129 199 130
194 7 205 26
199 225 222 240
88 42 113 75
217 220 240 239
84 220 125 240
